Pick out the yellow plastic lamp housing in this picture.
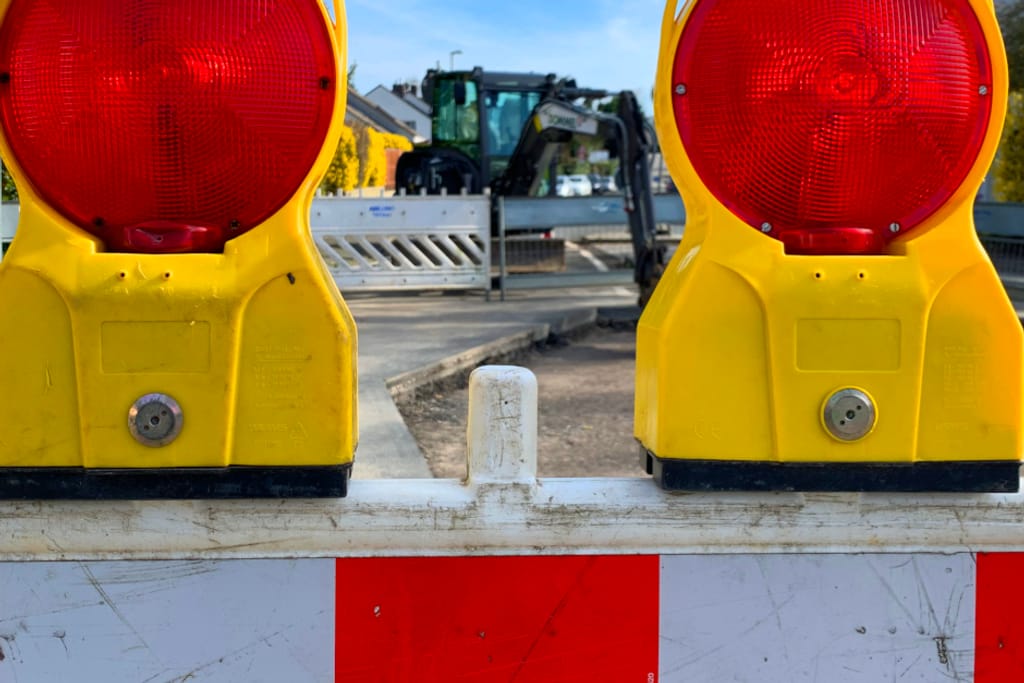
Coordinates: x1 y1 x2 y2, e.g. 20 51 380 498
0 0 357 498
636 0 1023 492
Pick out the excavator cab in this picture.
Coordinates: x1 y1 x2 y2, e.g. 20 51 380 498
395 67 665 301
397 68 563 196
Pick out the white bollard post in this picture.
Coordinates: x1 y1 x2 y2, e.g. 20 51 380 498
467 366 538 485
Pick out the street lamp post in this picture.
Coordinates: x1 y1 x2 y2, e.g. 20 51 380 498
449 49 462 71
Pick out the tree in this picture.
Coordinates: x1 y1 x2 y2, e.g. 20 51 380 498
360 127 386 188
319 125 413 195
380 133 413 154
996 2 1024 201
319 124 359 195
1001 2 1024 91
1 164 16 202
995 92 1024 201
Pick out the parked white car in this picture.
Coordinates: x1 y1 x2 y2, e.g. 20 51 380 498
556 174 593 197
555 175 573 197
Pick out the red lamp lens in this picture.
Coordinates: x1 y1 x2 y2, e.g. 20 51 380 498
672 0 993 254
0 0 337 253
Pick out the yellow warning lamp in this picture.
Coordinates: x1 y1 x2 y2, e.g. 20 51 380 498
636 0 1023 491
0 0 357 497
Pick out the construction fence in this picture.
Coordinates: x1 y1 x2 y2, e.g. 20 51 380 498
3 199 1024 294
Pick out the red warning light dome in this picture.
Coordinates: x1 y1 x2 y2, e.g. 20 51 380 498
671 0 993 255
0 0 337 253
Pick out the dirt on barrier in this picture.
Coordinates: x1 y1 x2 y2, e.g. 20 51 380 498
396 323 645 478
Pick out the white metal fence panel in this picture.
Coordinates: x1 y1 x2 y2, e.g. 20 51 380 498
0 199 493 291
310 195 491 291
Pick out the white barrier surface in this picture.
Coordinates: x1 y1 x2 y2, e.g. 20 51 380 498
0 559 334 681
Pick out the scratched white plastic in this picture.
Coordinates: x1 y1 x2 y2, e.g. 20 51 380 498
0 365 1020 561
0 559 335 681
0 554 976 681
467 366 538 484
659 554 977 681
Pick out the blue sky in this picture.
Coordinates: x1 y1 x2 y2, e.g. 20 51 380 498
330 0 666 110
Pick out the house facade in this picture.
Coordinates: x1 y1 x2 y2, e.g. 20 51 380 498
343 88 421 190
364 84 432 144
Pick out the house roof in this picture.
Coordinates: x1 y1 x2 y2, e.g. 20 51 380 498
364 85 432 125
401 90 430 116
403 93 431 116
344 88 419 142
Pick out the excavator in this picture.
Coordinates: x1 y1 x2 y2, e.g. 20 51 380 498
395 67 665 305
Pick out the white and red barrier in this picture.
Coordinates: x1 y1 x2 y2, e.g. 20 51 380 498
0 367 1022 681
0 553 1021 680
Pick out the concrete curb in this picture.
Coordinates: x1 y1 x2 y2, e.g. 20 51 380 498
386 307 599 402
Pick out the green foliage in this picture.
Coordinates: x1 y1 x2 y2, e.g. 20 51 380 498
1000 1 1024 91
1 163 16 202
996 3 1024 201
556 142 617 176
995 91 1024 202
319 124 359 195
380 133 413 153
319 124 413 194
351 122 370 188
361 127 386 188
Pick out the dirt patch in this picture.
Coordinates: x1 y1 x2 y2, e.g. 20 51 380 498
396 323 644 478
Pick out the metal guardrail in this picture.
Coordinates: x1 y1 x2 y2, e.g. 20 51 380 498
495 194 687 297
4 200 1024 287
500 194 686 231
974 202 1024 295
974 201 1024 238
0 196 683 294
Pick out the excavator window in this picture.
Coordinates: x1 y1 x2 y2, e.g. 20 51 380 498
485 91 542 158
433 78 480 149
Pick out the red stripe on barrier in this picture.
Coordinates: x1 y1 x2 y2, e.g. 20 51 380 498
335 555 659 682
976 552 1024 681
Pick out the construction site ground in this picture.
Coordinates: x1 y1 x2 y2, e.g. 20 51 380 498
350 283 1024 481
397 321 644 478
346 287 638 479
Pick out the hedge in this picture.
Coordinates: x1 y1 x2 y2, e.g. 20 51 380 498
320 124 413 195
995 90 1024 202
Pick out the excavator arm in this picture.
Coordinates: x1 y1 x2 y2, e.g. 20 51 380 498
492 98 614 196
493 92 665 305
617 91 665 307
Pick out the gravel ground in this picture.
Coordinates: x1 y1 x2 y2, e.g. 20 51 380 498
396 324 644 478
